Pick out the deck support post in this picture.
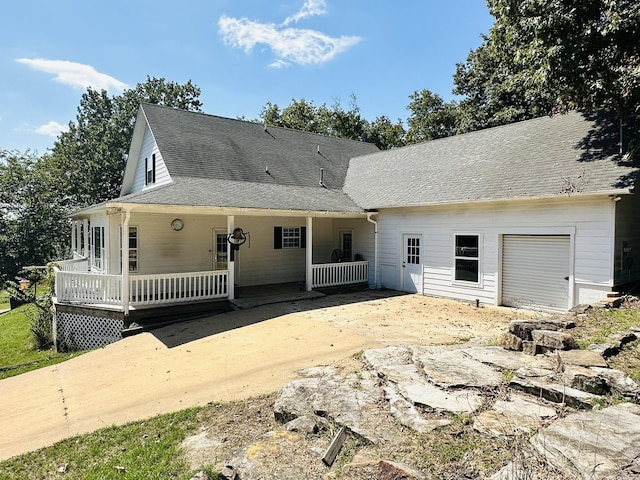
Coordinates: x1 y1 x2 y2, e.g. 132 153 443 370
306 216 313 291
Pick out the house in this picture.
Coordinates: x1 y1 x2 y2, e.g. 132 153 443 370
344 111 640 311
53 105 639 350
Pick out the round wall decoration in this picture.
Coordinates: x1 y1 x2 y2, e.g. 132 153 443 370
171 218 184 231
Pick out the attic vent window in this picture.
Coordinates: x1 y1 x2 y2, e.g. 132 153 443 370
145 154 157 186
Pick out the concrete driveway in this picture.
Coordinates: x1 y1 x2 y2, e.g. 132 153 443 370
0 291 524 460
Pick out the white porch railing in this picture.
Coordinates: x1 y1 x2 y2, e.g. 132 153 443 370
57 257 90 272
54 267 123 305
54 269 228 307
312 261 368 288
129 271 228 306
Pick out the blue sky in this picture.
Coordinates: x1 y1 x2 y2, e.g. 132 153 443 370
1 1 494 154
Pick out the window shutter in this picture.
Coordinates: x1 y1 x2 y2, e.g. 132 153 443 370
300 226 306 249
144 158 148 185
152 154 156 183
274 226 282 249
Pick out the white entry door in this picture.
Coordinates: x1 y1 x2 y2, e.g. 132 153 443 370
402 234 422 293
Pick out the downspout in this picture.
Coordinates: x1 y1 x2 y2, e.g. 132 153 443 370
122 209 131 315
366 212 379 289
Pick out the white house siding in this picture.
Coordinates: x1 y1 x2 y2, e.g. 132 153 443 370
614 193 640 286
130 126 171 193
376 196 616 309
107 212 228 275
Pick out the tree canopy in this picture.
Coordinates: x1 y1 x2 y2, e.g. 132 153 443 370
0 78 203 283
454 0 640 132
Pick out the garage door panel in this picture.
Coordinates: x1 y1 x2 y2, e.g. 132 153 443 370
502 235 570 311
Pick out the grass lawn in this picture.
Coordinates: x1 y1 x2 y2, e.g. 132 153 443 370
0 304 81 380
0 289 9 311
0 407 220 480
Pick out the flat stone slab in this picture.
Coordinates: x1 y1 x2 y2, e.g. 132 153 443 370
590 367 639 397
557 349 608 367
474 393 557 437
462 346 529 371
362 346 413 368
510 377 600 408
530 403 640 479
416 350 503 388
384 387 452 434
398 381 484 414
532 329 578 350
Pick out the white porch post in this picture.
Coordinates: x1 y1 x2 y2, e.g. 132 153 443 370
71 222 77 255
83 219 89 258
306 216 313 291
122 210 131 315
227 215 235 300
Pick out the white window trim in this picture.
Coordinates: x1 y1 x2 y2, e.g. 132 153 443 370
452 232 483 288
282 226 301 249
120 226 139 273
338 229 354 261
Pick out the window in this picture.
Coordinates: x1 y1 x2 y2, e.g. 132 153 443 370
406 236 420 264
454 235 479 283
274 226 306 249
283 227 301 248
145 154 156 185
92 225 105 271
119 226 139 272
128 227 138 272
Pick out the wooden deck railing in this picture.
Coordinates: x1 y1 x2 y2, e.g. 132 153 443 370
129 271 228 305
312 261 368 288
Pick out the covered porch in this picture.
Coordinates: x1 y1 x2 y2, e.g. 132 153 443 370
54 206 377 314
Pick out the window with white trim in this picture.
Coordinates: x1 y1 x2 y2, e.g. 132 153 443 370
145 154 156 186
339 230 353 261
274 226 306 249
454 234 479 283
92 225 105 271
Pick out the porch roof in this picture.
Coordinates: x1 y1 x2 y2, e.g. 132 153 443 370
112 175 366 214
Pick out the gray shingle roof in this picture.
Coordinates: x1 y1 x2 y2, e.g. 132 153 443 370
116 176 364 213
344 111 639 210
142 103 379 191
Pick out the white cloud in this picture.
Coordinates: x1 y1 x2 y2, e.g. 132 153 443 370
36 121 69 138
282 0 327 26
16 58 128 93
218 15 360 67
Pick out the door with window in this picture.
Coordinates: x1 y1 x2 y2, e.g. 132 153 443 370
402 234 422 293
212 230 228 270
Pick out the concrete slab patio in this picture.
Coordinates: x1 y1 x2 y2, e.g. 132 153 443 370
0 291 533 461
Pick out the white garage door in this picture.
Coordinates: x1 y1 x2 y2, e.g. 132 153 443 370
502 235 570 311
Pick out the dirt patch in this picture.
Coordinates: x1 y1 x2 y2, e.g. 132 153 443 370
295 291 544 346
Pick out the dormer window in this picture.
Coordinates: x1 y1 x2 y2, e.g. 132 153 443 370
145 154 156 185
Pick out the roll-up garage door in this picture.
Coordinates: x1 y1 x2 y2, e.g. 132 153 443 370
502 235 570 311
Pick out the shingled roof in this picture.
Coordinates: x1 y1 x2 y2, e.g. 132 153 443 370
344 111 639 210
124 103 379 212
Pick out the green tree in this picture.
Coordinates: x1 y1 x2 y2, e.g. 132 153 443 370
454 0 640 131
50 77 202 208
365 116 406 150
0 150 68 283
405 90 459 144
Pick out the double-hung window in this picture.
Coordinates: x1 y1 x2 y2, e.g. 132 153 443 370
454 234 480 283
274 226 306 249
